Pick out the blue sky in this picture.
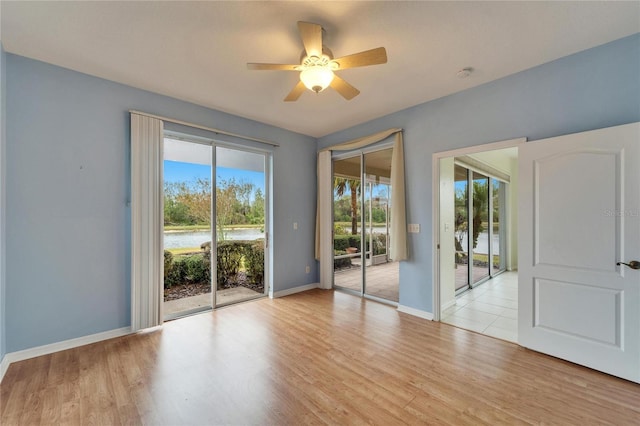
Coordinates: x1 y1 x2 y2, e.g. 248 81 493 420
164 160 265 192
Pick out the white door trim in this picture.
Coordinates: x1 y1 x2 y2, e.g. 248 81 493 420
431 137 526 321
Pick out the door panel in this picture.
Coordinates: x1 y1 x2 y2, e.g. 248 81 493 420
535 151 618 271
519 122 639 383
363 148 398 302
333 155 363 293
214 146 268 307
454 165 470 291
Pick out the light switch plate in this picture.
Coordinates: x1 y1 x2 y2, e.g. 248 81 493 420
408 223 420 233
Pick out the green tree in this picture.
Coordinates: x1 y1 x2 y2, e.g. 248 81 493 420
164 179 211 225
250 188 265 224
334 177 361 235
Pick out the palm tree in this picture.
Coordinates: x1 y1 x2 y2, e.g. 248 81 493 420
334 177 361 235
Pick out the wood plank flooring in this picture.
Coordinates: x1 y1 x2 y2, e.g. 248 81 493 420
1 289 639 425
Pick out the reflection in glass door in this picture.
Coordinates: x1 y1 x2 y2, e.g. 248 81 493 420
162 135 269 319
333 155 362 293
363 148 398 302
454 163 507 294
491 178 507 273
332 148 399 303
471 172 490 283
454 165 469 292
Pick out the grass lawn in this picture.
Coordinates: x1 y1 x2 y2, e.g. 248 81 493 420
166 247 202 255
165 224 264 232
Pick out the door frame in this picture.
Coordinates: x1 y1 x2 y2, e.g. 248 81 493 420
431 137 525 321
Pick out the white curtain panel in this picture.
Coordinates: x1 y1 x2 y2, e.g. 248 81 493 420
315 128 407 288
389 132 407 261
130 113 164 331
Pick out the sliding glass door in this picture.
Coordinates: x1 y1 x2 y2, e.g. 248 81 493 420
332 147 398 303
162 135 269 319
363 148 397 301
454 164 507 294
454 165 470 292
214 146 268 308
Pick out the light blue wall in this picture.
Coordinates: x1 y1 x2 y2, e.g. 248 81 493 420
5 54 317 353
318 34 640 313
0 44 6 361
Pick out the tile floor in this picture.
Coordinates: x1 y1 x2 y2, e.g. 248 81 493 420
442 271 518 343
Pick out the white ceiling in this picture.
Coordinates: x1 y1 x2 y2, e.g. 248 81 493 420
1 1 638 138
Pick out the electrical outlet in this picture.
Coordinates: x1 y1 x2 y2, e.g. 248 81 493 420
408 223 420 233
305 265 311 274
293 222 298 230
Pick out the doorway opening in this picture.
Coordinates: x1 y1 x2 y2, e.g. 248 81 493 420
434 139 523 342
332 146 399 303
162 133 270 320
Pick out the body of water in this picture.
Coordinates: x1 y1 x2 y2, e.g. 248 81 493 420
164 228 265 249
457 231 499 255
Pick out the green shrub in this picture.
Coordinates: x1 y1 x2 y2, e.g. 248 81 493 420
164 253 210 288
372 233 386 256
333 250 352 269
164 251 174 285
244 240 265 285
184 254 210 283
334 235 361 251
165 257 187 288
216 240 244 285
334 223 347 235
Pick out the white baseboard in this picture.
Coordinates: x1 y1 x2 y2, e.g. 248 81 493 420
397 304 434 321
272 282 319 298
0 354 9 382
0 326 132 383
442 299 457 311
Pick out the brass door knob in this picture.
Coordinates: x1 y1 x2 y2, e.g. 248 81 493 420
617 260 640 270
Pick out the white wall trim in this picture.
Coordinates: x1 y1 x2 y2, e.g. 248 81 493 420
0 354 9 382
397 304 434 321
442 299 457 311
272 283 319 298
0 326 132 383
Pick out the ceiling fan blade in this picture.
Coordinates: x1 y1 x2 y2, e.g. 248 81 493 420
330 75 360 100
333 47 387 69
284 80 306 102
247 63 299 71
298 21 323 58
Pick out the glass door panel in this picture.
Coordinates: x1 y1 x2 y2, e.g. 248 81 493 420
163 137 213 319
215 146 267 307
491 178 507 273
333 155 362 293
363 148 398 302
454 164 469 292
471 172 490 284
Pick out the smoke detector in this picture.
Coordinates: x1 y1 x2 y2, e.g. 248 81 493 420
456 67 473 78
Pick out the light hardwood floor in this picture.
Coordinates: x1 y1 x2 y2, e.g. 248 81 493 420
2 289 639 425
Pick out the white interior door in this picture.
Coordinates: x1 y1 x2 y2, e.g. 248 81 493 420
518 122 640 383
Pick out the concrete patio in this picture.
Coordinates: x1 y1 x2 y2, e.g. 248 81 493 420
164 286 263 317
334 260 399 302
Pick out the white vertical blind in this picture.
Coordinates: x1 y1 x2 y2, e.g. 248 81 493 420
131 113 164 331
316 150 333 289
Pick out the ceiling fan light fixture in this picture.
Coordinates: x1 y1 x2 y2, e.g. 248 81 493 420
300 66 334 93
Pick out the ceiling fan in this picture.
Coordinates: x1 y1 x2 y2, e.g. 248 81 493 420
247 21 387 102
